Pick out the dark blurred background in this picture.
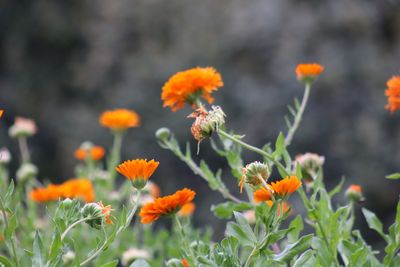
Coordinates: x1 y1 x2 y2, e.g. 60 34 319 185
1 0 400 251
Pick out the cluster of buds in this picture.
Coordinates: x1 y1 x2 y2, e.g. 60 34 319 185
188 106 225 144
346 184 364 203
81 201 113 229
8 117 37 138
239 161 270 192
294 153 325 187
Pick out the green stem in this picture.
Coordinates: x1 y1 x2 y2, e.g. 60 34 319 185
244 246 258 267
0 198 20 267
108 131 124 181
18 137 30 163
174 215 196 264
79 189 141 266
218 129 289 177
61 217 91 241
285 82 311 146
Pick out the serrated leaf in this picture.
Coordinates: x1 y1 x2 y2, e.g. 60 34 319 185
273 234 313 263
386 173 400 180
362 208 388 241
129 259 150 267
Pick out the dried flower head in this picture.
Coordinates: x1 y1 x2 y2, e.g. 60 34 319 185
139 188 196 224
239 162 269 193
162 67 223 111
346 184 364 202
116 159 159 189
188 106 225 145
270 176 302 198
99 109 140 130
294 153 325 183
177 202 196 217
295 63 324 83
74 143 105 161
9 117 37 138
385 76 400 113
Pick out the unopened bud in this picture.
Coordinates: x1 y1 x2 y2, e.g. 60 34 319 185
239 161 269 192
155 127 171 141
346 184 364 202
81 203 103 229
16 163 38 182
294 153 325 184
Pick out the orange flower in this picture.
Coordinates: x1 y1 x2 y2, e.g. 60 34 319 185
99 109 140 130
30 178 95 203
139 188 196 224
74 146 105 161
182 258 190 267
98 201 113 225
385 76 400 113
0 110 3 118
162 67 223 111
253 187 272 203
116 159 159 189
266 200 290 215
295 63 324 82
178 202 196 217
270 176 301 198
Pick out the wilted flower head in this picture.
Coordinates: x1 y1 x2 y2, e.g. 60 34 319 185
116 159 159 189
0 148 11 164
16 163 38 182
9 117 37 138
346 184 364 202
74 142 105 161
295 63 324 84
239 162 269 193
99 109 140 131
162 67 223 111
294 153 325 183
188 106 225 145
385 76 400 113
121 248 151 266
139 188 196 224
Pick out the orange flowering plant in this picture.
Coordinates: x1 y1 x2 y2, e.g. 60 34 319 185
0 64 400 267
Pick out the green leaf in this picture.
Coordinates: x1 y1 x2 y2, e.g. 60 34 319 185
4 213 17 240
362 208 388 241
386 173 400 180
287 215 304 243
5 180 15 203
33 231 45 267
211 202 253 219
100 260 119 267
0 255 13 267
273 234 313 263
293 250 316 267
48 230 62 262
225 222 256 247
328 176 345 197
274 132 286 156
129 259 150 267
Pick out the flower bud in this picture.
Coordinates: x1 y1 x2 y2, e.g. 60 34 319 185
155 127 171 141
346 184 364 202
0 148 11 164
16 163 38 182
61 198 74 209
62 251 75 263
121 248 151 266
9 117 37 138
188 106 225 143
294 153 324 185
239 161 269 192
295 63 324 84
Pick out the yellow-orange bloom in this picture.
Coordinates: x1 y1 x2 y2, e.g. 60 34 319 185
98 201 113 225
30 178 95 203
162 67 223 111
270 176 302 198
178 202 196 217
253 187 272 203
0 110 3 118
116 159 159 189
295 63 324 82
99 109 140 130
139 188 196 224
385 76 400 113
74 146 105 161
182 258 190 267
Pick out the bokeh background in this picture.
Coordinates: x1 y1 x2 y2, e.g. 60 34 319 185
1 0 400 251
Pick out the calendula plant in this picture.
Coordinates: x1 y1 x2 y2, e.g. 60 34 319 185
0 64 399 267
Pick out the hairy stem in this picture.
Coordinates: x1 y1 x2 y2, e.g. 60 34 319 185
285 82 311 146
